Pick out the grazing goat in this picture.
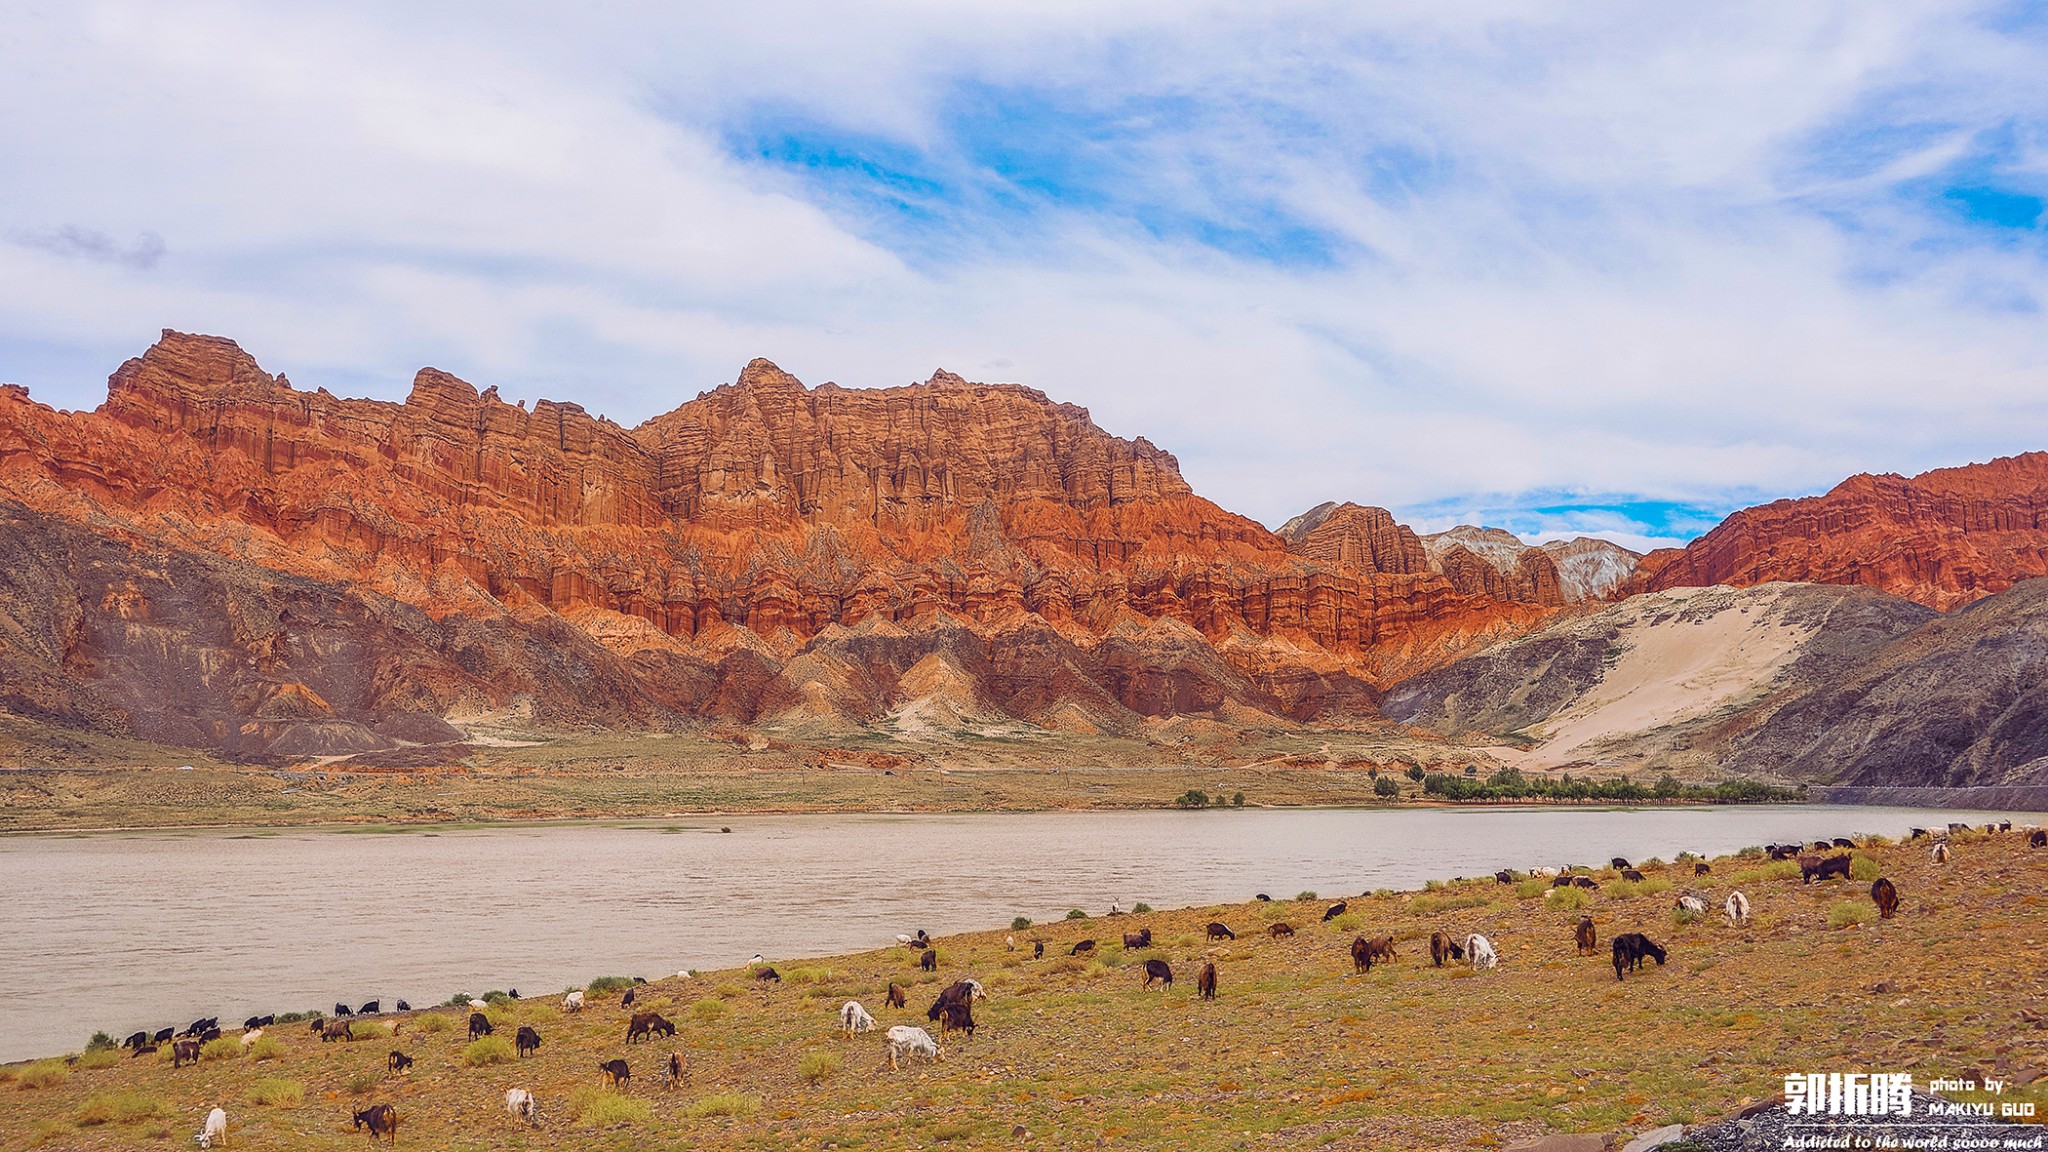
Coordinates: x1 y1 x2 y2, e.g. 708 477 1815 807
1621 868 1645 883
621 988 635 1009
599 1059 631 1088
504 1087 537 1126
153 1027 174 1045
885 1025 942 1070
1575 917 1597 956
1322 901 1348 922
1123 928 1153 949
515 1025 542 1058
1430 930 1460 966
1270 923 1296 939
1610 857 1631 870
387 1051 412 1073
1552 876 1576 888
1812 841 1832 852
322 1019 354 1043
1832 838 1854 849
841 1000 876 1036
626 1012 675 1043
665 1052 686 1089
1725 891 1751 926
1494 869 1515 884
885 983 907 1009
123 1030 148 1051
1255 893 1272 901
1006 934 1014 951
1529 867 1559 877
919 950 938 972
1948 822 1969 835
1932 843 1951 863
756 966 784 983
1206 922 1236 941
936 1000 976 1038
240 1017 262 1032
1800 854 1852 883
358 1001 379 1016
468 1012 493 1041
1033 940 1045 959
1871 878 1900 919
1910 827 1928 839
1675 895 1708 916
2031 829 2048 848
239 1029 264 1049
1350 935 1374 974
1197 962 1217 1000
926 981 986 1028
334 1003 354 1018
182 1017 218 1037
1069 939 1096 956
394 1001 409 1013
1611 932 1667 981
201 1105 227 1148
1141 959 1174 990
1465 934 1497 971
352 1104 398 1145
1572 876 1598 890
1694 862 1711 876
562 990 584 1013
468 998 489 1011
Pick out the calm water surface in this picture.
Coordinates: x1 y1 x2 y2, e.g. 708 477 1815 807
0 805 2016 1062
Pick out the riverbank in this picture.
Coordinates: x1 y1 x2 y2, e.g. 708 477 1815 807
3 827 2041 1150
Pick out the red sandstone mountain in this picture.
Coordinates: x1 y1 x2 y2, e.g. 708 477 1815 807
1630 453 2048 610
0 332 1546 758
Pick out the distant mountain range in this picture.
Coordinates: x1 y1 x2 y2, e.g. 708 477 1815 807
1 330 2044 785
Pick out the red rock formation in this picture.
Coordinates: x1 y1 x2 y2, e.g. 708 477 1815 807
0 331 1560 748
1630 453 2048 610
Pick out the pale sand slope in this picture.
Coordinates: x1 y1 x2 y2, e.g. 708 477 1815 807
1497 586 1822 769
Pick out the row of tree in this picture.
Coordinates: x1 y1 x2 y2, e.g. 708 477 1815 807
1415 766 1799 804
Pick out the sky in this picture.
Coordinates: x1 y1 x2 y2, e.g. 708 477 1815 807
3 2 2047 551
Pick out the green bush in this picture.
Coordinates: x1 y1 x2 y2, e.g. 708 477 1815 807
1373 775 1401 799
799 1050 841 1084
1011 916 1032 930
1232 791 1246 807
15 1060 69 1089
1295 891 1318 902
414 1013 451 1034
1545 885 1590 911
1828 901 1875 929
1850 854 1882 881
684 1092 762 1119
1132 902 1152 914
692 998 728 1023
1515 878 1548 899
1066 909 1089 920
346 1073 380 1094
76 1048 121 1070
84 1032 116 1053
247 1036 284 1061
572 1086 654 1126
586 975 637 994
463 1036 515 1067
73 1091 171 1126
249 1078 304 1106
200 1037 242 1061
1175 789 1210 809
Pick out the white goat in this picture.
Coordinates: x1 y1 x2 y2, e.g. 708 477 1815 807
238 1029 263 1049
561 990 584 1013
1675 895 1708 916
840 1000 876 1037
1725 891 1751 926
199 1106 227 1148
467 998 489 1011
1932 843 1951 863
504 1087 538 1126
885 1025 942 1070
1465 934 1498 971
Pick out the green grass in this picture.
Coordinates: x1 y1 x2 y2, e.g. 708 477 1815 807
346 1073 380 1094
199 1036 242 1061
799 1050 841 1084
684 1091 762 1119
572 1085 654 1126
249 1078 304 1106
245 1035 284 1062
414 1012 452 1034
13 1061 69 1090
1829 902 1876 929
1851 854 1883 881
72 1091 171 1126
463 1036 516 1066
693 998 729 1022
1544 886 1590 911
1733 861 1801 884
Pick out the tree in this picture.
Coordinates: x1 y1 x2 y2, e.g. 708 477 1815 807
1231 791 1246 807
1405 765 1425 782
1176 789 1210 809
1373 775 1400 800
1654 773 1683 798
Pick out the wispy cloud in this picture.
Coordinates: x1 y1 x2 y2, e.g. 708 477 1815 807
11 226 165 270
0 1 2046 540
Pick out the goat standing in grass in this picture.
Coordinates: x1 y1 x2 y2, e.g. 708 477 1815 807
841 1000 876 1036
886 1025 942 1070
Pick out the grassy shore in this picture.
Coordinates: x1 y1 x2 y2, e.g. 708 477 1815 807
4 830 2042 1150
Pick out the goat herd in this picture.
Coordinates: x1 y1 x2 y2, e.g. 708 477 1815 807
109 821 2019 1145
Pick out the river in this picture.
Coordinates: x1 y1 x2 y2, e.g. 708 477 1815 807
0 804 2016 1063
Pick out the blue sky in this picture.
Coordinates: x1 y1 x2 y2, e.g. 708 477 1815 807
3 2 2048 550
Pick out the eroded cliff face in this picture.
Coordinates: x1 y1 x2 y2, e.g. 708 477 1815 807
0 332 1549 756
1630 454 2048 610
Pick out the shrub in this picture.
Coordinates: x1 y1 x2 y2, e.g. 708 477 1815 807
1011 916 1033 930
1850 854 1882 882
1295 891 1318 902
1232 791 1246 807
684 1092 762 1119
463 1036 515 1067
571 1086 654 1126
1515 878 1549 899
1132 902 1152 914
73 1091 171 1126
1329 913 1361 931
692 998 728 1023
1672 905 1704 926
786 965 834 985
587 975 636 994
346 1073 380 1094
1733 861 1800 884
1829 902 1875 929
1638 877 1673 896
1406 765 1425 782
414 1013 451 1034
249 1078 304 1106
15 1060 69 1089
1735 845 1765 859
1066 909 1089 920
84 1031 116 1053
799 1050 841 1084
200 1036 242 1061
1176 788 1210 808
1545 886 1591 911
1424 878 1446 892
76 1047 120 1070
482 989 517 1004
1373 775 1401 799
247 1036 285 1061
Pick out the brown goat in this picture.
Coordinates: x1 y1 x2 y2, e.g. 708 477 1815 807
1270 923 1296 939
1197 962 1217 1000
1871 877 1900 919
352 1104 399 1145
1575 916 1597 956
885 983 907 1009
